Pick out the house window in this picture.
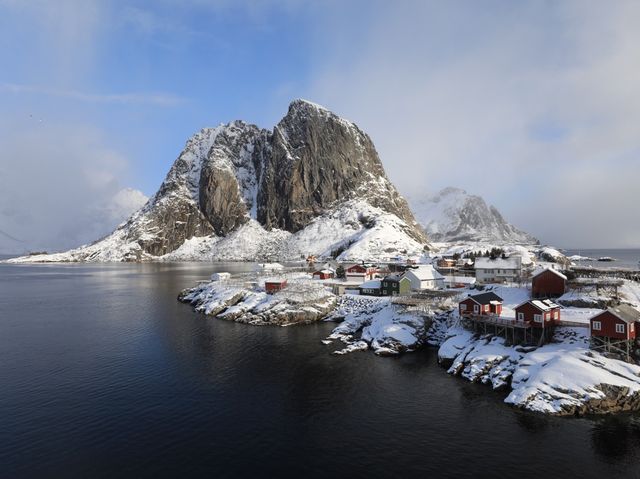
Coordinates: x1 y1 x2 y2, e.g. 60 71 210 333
460 304 467 311
534 314 542 323
616 323 625 334
553 311 559 319
517 312 524 321
474 305 479 313
592 321 601 331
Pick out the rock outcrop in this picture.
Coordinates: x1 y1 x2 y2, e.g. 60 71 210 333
10 100 428 263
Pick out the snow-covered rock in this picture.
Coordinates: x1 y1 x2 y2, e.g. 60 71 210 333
323 295 429 355
178 276 337 326
439 326 640 415
408 187 537 244
8 100 428 263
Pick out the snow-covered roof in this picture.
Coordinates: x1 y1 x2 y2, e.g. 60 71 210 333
444 276 476 284
465 292 503 305
601 304 640 324
474 256 521 270
405 265 444 281
314 269 335 274
359 279 381 289
531 299 560 311
533 268 567 280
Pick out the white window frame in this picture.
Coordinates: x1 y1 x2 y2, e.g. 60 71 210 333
474 305 479 313
534 314 542 323
460 304 467 311
592 321 601 331
553 311 559 320
615 323 625 334
517 312 524 321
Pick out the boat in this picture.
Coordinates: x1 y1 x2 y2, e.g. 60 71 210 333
597 256 615 262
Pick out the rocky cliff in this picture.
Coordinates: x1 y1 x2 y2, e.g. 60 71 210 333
408 187 537 244
11 100 428 263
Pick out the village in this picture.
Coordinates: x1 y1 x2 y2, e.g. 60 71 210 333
194 248 640 366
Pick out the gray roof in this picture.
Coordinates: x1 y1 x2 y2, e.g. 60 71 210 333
467 292 503 305
606 304 640 324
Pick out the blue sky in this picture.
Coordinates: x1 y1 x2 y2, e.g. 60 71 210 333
1 0 640 251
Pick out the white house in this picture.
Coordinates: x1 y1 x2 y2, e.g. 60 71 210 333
474 256 522 284
403 265 444 290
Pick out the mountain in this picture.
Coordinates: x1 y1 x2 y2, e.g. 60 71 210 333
11 100 429 263
408 187 538 244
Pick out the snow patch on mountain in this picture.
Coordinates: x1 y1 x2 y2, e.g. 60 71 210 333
408 187 537 244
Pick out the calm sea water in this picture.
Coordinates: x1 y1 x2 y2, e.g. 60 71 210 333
1 261 640 478
564 248 640 269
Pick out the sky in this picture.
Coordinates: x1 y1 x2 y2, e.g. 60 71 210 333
1 0 639 253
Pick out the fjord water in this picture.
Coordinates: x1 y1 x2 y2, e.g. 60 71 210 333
1 262 639 479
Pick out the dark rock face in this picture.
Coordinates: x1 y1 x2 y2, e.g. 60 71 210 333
98 100 429 258
258 100 426 242
198 121 262 235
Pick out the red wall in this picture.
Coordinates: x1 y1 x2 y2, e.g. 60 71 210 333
265 281 287 294
532 271 566 298
515 302 560 329
590 311 636 340
459 298 502 317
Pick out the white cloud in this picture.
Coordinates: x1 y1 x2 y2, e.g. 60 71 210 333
307 0 640 248
0 122 146 254
0 83 185 106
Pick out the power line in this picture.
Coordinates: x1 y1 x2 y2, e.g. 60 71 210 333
0 228 25 243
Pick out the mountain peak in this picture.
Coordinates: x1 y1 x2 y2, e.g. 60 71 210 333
13 100 429 262
409 187 538 244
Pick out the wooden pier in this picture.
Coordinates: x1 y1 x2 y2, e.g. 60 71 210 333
462 314 542 345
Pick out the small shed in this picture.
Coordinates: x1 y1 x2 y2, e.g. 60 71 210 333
532 268 567 298
264 279 287 294
359 279 382 296
515 299 561 328
458 292 503 317
313 269 335 280
590 305 640 341
381 275 411 296
211 272 231 281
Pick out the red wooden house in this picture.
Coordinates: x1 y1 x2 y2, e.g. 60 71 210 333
345 264 377 283
514 299 561 328
590 305 640 341
532 268 567 298
312 269 335 280
458 292 503 317
264 279 287 294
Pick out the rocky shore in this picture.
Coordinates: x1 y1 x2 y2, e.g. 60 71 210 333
438 326 640 416
178 278 337 326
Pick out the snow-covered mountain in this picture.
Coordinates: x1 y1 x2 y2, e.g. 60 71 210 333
10 100 429 263
408 187 538 244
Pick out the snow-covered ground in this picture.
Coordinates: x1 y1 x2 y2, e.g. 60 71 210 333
8 200 427 264
439 326 640 415
178 276 337 326
323 295 429 355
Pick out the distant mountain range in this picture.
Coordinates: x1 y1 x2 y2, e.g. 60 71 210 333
407 187 538 244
